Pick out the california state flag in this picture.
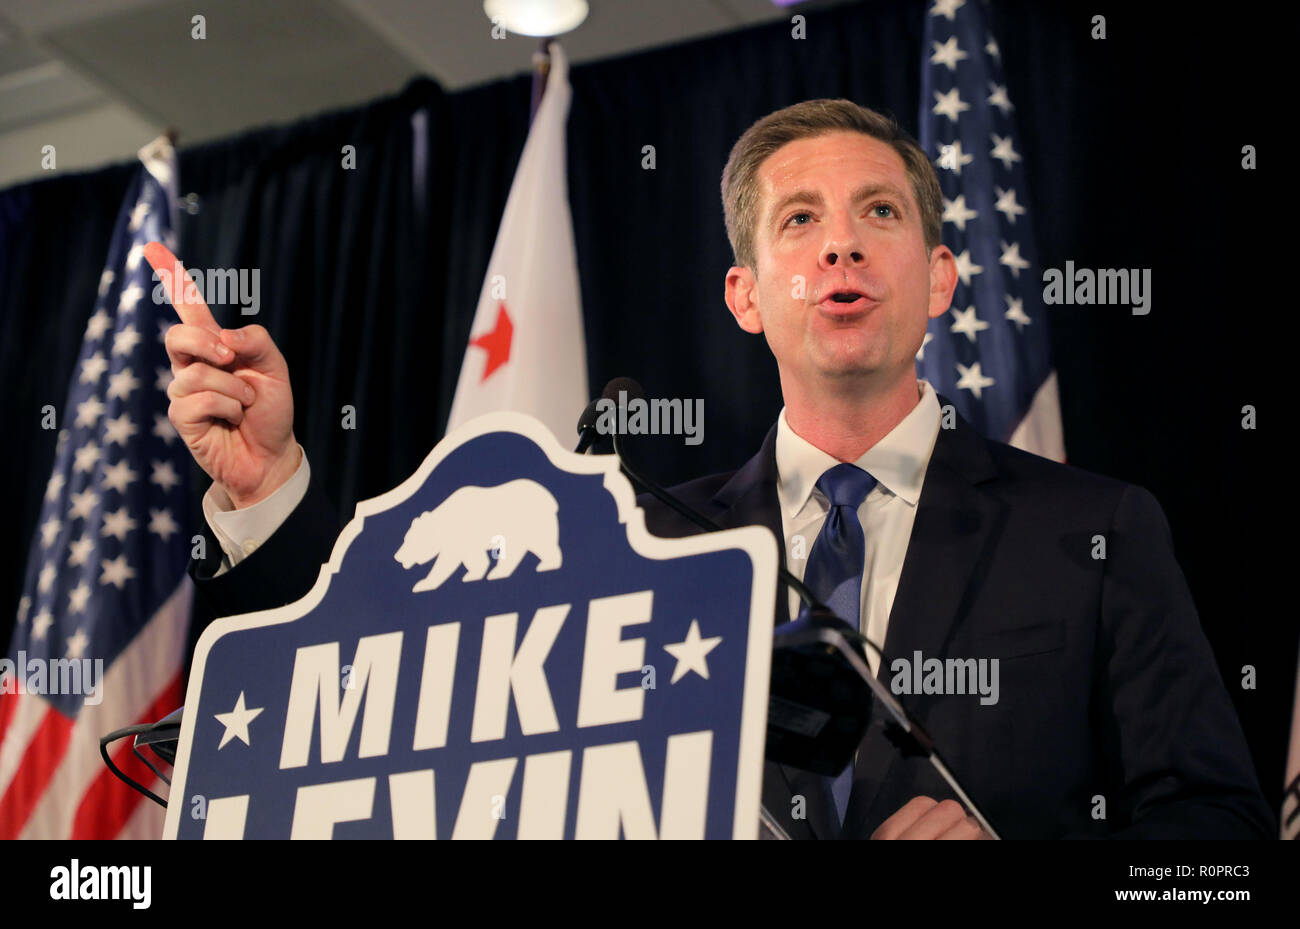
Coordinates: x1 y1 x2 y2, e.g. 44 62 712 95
446 42 587 441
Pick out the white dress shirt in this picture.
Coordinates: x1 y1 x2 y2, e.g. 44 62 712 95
776 379 941 676
202 443 310 575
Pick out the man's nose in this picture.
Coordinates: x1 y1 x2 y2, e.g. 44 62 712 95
819 219 867 268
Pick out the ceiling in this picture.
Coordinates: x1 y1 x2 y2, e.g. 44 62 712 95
0 0 812 189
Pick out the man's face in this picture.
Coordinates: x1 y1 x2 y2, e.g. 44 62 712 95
725 130 955 394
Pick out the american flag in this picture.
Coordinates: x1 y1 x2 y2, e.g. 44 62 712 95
916 0 1065 461
0 135 192 838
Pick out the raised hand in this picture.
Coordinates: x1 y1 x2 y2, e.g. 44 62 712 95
146 242 300 508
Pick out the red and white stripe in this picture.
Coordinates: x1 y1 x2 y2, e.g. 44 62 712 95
0 579 191 839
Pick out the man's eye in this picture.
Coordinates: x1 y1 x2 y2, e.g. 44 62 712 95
785 212 811 228
872 203 896 219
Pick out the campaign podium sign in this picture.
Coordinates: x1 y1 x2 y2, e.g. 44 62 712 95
163 413 776 839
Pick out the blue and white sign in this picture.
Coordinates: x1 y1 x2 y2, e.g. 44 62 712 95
163 414 776 839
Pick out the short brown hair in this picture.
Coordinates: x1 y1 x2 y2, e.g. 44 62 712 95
721 99 942 269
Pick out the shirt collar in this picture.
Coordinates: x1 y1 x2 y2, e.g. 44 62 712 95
775 379 941 519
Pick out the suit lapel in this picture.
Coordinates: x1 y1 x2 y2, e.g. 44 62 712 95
840 399 1003 836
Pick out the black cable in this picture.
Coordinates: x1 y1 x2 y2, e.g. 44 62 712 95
99 725 168 808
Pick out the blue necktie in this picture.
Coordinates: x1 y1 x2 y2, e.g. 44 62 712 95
800 462 877 823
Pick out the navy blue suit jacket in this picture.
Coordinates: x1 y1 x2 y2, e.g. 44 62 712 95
185 399 1274 839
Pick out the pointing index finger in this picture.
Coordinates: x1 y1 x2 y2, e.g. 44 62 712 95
144 241 219 333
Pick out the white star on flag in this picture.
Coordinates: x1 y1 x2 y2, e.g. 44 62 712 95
65 628 89 660
933 87 970 122
930 36 968 71
112 326 142 356
100 554 136 590
150 460 181 492
85 311 112 341
999 240 1030 277
955 361 996 399
990 134 1021 169
950 305 990 342
942 193 978 231
953 248 984 286
994 186 1026 223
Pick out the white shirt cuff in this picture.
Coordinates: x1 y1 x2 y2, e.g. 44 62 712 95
201 445 311 573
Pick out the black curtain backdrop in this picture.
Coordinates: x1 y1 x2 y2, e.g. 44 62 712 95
2 0 1292 816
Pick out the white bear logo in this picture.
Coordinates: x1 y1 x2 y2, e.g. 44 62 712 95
394 479 563 592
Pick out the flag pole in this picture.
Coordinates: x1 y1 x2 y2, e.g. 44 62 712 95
529 37 554 125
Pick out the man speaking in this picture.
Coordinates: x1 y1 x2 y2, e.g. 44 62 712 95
146 99 1273 840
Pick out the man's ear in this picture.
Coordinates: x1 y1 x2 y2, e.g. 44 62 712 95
725 264 763 334
927 244 958 320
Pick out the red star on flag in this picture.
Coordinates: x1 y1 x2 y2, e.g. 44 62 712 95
470 302 513 382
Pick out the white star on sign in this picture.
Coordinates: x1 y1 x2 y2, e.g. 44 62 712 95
66 628 89 660
112 325 141 357
950 305 990 343
956 361 996 400
148 508 179 541
101 459 138 494
150 460 181 492
101 506 137 541
100 554 135 590
106 367 140 400
1005 295 1032 331
990 134 1021 170
1000 240 1031 278
215 692 264 749
663 620 722 684
85 311 112 341
932 87 970 122
942 193 978 231
80 351 109 384
73 442 102 474
103 413 139 446
930 0 965 21
69 487 99 520
994 186 1026 224
930 36 968 72
952 248 984 287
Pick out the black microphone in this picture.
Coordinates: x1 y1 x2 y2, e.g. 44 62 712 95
574 377 639 454
585 377 1001 837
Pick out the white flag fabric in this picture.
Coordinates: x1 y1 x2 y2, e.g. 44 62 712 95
446 42 587 443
